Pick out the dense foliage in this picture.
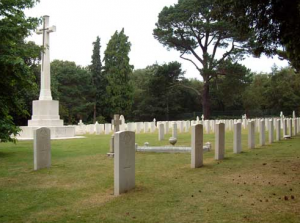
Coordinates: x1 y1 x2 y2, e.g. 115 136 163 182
103 29 134 118
0 0 41 142
2 0 300 142
153 0 253 119
215 0 300 71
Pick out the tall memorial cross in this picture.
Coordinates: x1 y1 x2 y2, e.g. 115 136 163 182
36 15 56 101
108 114 122 157
112 114 122 132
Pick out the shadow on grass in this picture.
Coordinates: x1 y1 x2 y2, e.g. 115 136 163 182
0 151 15 159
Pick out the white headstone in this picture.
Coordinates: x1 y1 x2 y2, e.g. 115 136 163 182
248 120 255 149
114 131 135 196
276 119 281 141
215 123 225 160
172 122 177 138
233 122 242 154
268 119 274 143
158 124 164 141
191 124 203 168
259 119 265 146
34 127 51 170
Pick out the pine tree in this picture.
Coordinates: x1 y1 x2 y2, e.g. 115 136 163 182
104 29 134 117
90 36 107 123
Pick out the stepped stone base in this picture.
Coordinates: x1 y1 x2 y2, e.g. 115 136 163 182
17 126 76 139
28 100 63 127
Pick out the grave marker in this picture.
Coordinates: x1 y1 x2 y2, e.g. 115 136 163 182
191 124 203 168
34 127 51 170
114 131 135 196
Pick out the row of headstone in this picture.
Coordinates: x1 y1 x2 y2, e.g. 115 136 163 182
74 114 300 137
34 117 300 197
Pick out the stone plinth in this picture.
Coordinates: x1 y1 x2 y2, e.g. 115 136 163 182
28 100 63 126
19 126 75 139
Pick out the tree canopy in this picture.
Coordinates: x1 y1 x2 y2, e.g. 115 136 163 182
0 0 41 142
103 28 134 117
215 0 300 71
153 0 253 119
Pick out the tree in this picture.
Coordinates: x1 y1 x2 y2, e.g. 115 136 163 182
103 29 134 117
51 60 94 124
0 0 41 142
210 60 252 111
216 0 300 71
130 62 201 121
154 0 252 119
90 36 106 123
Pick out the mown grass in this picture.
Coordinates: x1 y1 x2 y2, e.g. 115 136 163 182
0 129 300 223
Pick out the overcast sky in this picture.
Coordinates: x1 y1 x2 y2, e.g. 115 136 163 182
25 0 289 80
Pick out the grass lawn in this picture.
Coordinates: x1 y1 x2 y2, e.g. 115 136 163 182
0 130 300 223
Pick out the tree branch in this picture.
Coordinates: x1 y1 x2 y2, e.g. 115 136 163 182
170 83 201 96
180 51 201 72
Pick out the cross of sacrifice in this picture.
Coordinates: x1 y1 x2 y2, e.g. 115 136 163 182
36 15 56 101
112 114 122 132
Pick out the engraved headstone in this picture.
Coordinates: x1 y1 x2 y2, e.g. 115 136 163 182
215 123 225 160
34 127 51 170
114 131 135 196
191 124 203 168
233 122 242 153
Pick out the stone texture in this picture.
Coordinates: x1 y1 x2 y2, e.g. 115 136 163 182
215 123 225 160
158 124 164 141
233 122 242 154
283 119 287 136
191 124 203 168
288 118 293 136
259 119 265 146
276 119 281 141
268 119 274 143
114 131 135 196
172 122 177 138
34 127 51 170
248 120 255 149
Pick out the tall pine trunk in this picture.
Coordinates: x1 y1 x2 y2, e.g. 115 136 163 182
93 103 96 124
202 80 210 119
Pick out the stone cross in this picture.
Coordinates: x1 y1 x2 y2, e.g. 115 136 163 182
36 15 56 101
112 114 122 132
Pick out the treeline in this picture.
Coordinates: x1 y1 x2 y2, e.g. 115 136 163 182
18 57 300 125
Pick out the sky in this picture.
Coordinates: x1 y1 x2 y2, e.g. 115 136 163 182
25 0 289 80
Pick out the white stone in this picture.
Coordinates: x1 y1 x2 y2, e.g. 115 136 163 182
293 119 297 136
215 123 225 160
34 127 51 170
105 124 112 134
248 120 255 149
283 119 287 136
288 118 293 136
233 122 242 154
158 124 164 141
172 122 177 138
114 131 135 196
268 119 274 143
276 119 281 141
191 124 203 168
259 119 265 146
